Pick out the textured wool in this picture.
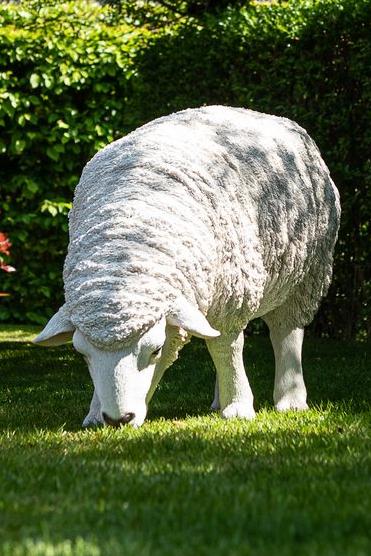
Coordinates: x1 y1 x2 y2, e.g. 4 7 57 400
63 106 340 349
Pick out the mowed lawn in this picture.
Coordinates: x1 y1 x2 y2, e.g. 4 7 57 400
0 325 370 556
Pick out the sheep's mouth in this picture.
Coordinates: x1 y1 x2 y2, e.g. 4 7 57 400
102 412 136 427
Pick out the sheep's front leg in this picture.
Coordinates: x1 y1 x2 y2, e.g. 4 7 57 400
82 388 104 427
210 378 220 411
206 331 255 419
269 326 308 411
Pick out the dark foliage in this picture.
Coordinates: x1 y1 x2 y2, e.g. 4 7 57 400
0 0 370 339
101 0 247 23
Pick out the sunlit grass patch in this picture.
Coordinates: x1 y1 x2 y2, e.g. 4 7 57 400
0 327 370 555
0 324 39 343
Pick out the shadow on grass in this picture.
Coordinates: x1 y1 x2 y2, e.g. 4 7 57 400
0 337 370 432
1 336 371 554
1 415 371 555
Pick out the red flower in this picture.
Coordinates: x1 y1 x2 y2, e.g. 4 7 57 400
0 231 16 275
0 232 11 256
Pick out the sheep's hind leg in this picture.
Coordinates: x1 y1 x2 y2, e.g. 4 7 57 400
206 331 255 420
264 318 308 411
82 388 104 427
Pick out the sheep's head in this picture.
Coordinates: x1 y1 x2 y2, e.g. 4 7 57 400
33 298 219 427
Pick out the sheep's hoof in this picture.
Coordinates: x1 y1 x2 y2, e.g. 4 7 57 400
221 401 256 420
82 414 104 428
210 398 220 411
275 398 309 412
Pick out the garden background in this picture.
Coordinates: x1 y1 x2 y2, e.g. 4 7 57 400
1 2 371 555
0 0 370 340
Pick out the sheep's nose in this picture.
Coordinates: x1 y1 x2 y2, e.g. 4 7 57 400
102 412 135 427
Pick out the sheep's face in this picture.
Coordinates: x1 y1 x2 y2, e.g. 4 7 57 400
73 318 167 428
32 298 220 427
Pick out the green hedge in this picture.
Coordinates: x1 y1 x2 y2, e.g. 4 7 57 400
0 0 370 339
0 1 146 323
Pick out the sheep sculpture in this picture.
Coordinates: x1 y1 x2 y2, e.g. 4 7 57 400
34 106 340 428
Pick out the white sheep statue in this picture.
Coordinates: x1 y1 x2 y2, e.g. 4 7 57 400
33 106 340 428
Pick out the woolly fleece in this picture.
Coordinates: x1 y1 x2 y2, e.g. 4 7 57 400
64 106 340 348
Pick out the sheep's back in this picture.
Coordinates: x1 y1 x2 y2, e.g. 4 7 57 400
65 106 340 343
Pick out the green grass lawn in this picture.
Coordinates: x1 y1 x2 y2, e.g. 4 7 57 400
0 325 370 556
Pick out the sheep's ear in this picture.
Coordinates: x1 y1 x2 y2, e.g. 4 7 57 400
32 305 75 346
167 298 220 339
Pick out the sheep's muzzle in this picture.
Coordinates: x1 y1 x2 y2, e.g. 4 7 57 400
102 412 135 427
